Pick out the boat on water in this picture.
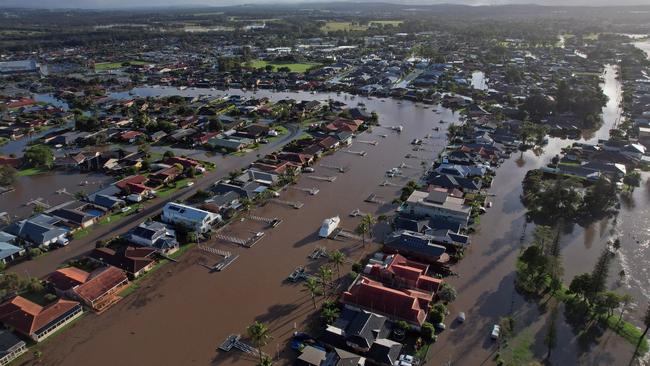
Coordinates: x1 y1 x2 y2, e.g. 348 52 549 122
392 125 403 133
319 216 340 238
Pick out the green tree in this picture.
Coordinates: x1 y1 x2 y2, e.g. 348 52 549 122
320 301 340 325
318 265 333 294
0 165 17 187
247 321 271 365
623 171 642 191
24 145 54 169
355 214 376 247
303 277 322 309
589 248 614 301
438 283 457 303
569 273 593 303
329 250 346 279
420 322 435 342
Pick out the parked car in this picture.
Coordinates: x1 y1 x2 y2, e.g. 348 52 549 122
491 324 500 339
435 322 446 330
303 167 315 173
457 312 466 323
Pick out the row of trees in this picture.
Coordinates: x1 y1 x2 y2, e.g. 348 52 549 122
521 171 618 224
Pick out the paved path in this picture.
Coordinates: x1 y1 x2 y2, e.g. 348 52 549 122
8 124 301 279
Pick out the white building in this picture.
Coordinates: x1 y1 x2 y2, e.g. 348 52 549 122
401 189 471 228
161 202 220 233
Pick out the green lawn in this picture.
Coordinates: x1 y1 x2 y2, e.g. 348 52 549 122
95 60 150 71
119 243 195 297
369 20 403 27
245 60 321 73
17 167 46 177
155 178 190 198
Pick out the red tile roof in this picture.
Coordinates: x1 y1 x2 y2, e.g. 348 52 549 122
341 276 431 327
0 296 80 337
48 267 91 291
367 254 442 294
120 130 144 140
73 266 128 304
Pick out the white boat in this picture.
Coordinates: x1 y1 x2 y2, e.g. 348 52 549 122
392 125 403 133
319 216 340 238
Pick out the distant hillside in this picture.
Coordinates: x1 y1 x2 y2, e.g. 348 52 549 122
1 0 649 9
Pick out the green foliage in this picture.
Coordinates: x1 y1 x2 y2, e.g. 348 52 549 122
420 322 435 342
438 283 457 303
0 165 17 187
24 144 54 169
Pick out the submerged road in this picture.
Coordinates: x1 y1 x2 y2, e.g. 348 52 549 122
8 124 301 279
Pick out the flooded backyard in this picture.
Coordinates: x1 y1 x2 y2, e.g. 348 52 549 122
17 59 650 366
34 92 460 366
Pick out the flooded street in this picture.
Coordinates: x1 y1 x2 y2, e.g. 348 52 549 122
35 94 459 366
19 62 647 366
432 63 639 366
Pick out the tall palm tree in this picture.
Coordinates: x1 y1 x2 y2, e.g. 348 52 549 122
247 321 271 364
303 277 321 309
318 265 333 295
329 250 346 279
356 214 376 247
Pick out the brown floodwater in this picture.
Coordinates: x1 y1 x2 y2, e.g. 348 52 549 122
30 62 645 366
32 93 459 366
0 171 113 220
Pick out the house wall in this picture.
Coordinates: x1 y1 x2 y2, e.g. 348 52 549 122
32 305 83 342
0 342 26 366
404 202 469 228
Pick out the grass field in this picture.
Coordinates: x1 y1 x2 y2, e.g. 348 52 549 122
369 20 403 27
245 60 321 73
95 60 150 71
17 167 46 177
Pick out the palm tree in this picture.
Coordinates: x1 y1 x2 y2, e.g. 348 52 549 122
247 321 271 364
355 214 376 247
318 265 333 295
321 306 340 325
329 250 346 279
303 277 321 309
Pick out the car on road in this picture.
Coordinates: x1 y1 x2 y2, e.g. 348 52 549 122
303 167 315 173
457 312 466 323
491 324 500 340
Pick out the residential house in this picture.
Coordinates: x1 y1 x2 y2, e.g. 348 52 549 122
89 247 156 279
161 202 220 233
341 276 432 328
426 173 481 193
401 189 471 228
69 266 128 312
363 253 442 293
0 329 27 365
128 221 179 254
49 205 98 229
0 242 23 265
4 214 69 247
297 347 365 366
384 230 449 264
322 308 402 366
0 296 83 342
